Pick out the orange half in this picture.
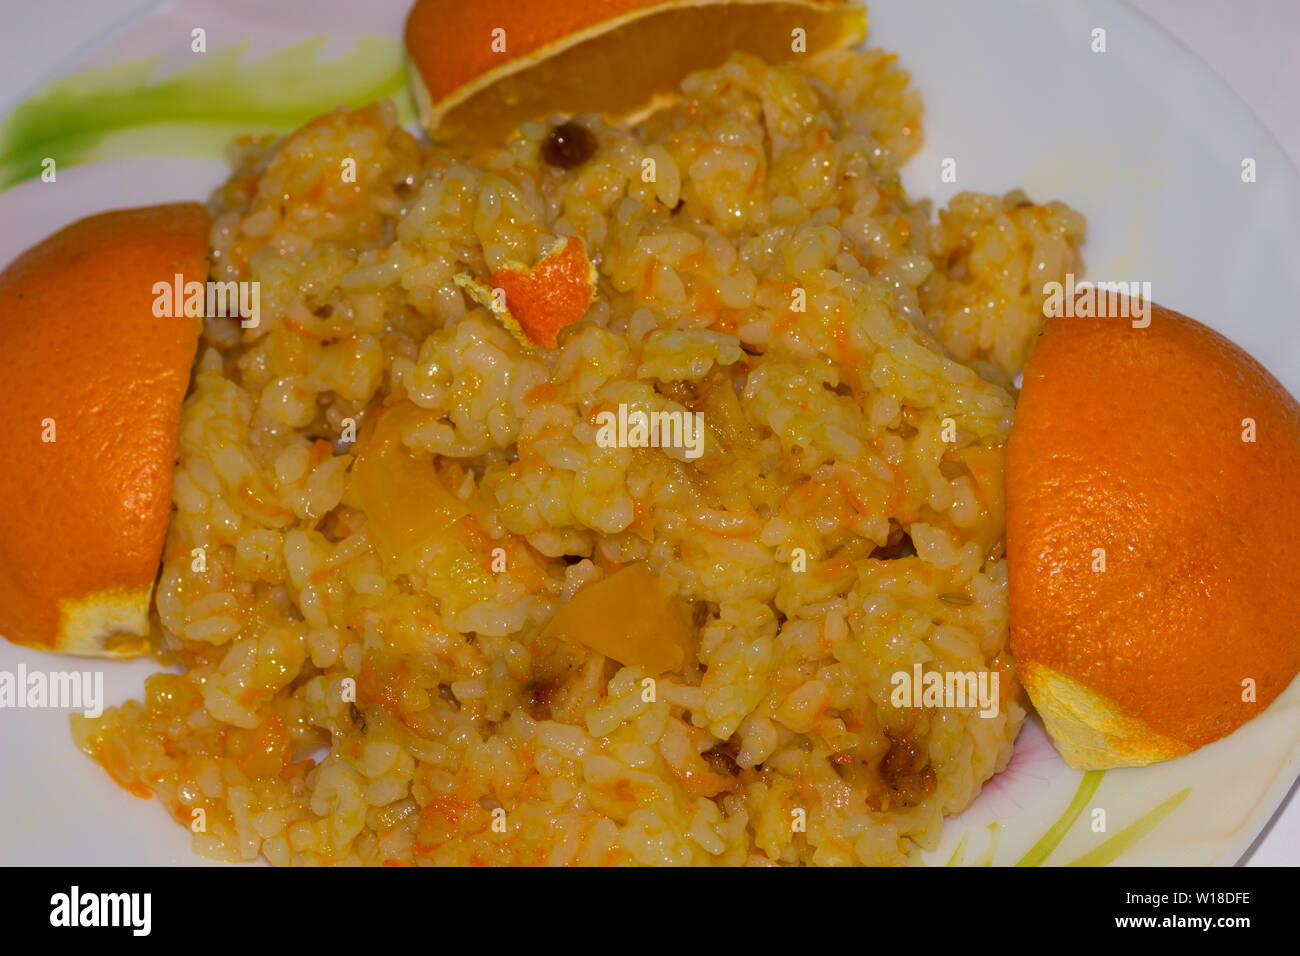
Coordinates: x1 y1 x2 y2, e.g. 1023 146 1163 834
1007 301 1300 768
0 203 211 657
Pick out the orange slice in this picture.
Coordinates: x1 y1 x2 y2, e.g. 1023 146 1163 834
1007 301 1300 768
0 204 211 657
404 0 869 146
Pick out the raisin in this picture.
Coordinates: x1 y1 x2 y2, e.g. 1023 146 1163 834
703 745 742 777
871 527 916 560
877 731 937 808
541 122 597 169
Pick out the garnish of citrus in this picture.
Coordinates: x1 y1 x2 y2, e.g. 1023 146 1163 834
1007 301 1300 768
0 203 211 657
404 0 868 146
455 235 597 349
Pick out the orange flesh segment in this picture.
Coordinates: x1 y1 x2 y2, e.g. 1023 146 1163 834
541 564 695 674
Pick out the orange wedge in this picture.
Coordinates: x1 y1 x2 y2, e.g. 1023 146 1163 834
1007 301 1300 768
0 204 211 657
404 0 868 146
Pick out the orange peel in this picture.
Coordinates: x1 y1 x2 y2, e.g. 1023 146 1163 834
455 235 597 349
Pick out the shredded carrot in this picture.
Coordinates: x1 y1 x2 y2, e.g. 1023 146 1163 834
93 740 152 800
283 315 329 341
747 145 764 191
836 469 871 516
239 482 293 520
310 438 334 468
885 461 907 513
641 256 659 299
816 556 853 580
524 382 558 405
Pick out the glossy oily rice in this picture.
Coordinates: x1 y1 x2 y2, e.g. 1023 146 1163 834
74 47 1085 865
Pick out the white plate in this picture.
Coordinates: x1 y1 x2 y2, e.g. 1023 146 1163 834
1 0 1297 866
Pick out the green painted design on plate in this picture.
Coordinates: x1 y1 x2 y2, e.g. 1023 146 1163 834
972 821 1001 866
945 833 968 867
0 36 412 190
1015 769 1105 866
1064 786 1192 867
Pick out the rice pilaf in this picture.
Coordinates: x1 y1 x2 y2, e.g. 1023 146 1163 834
74 46 1085 865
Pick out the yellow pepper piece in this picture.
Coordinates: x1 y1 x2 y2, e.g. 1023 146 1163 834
541 564 695 675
